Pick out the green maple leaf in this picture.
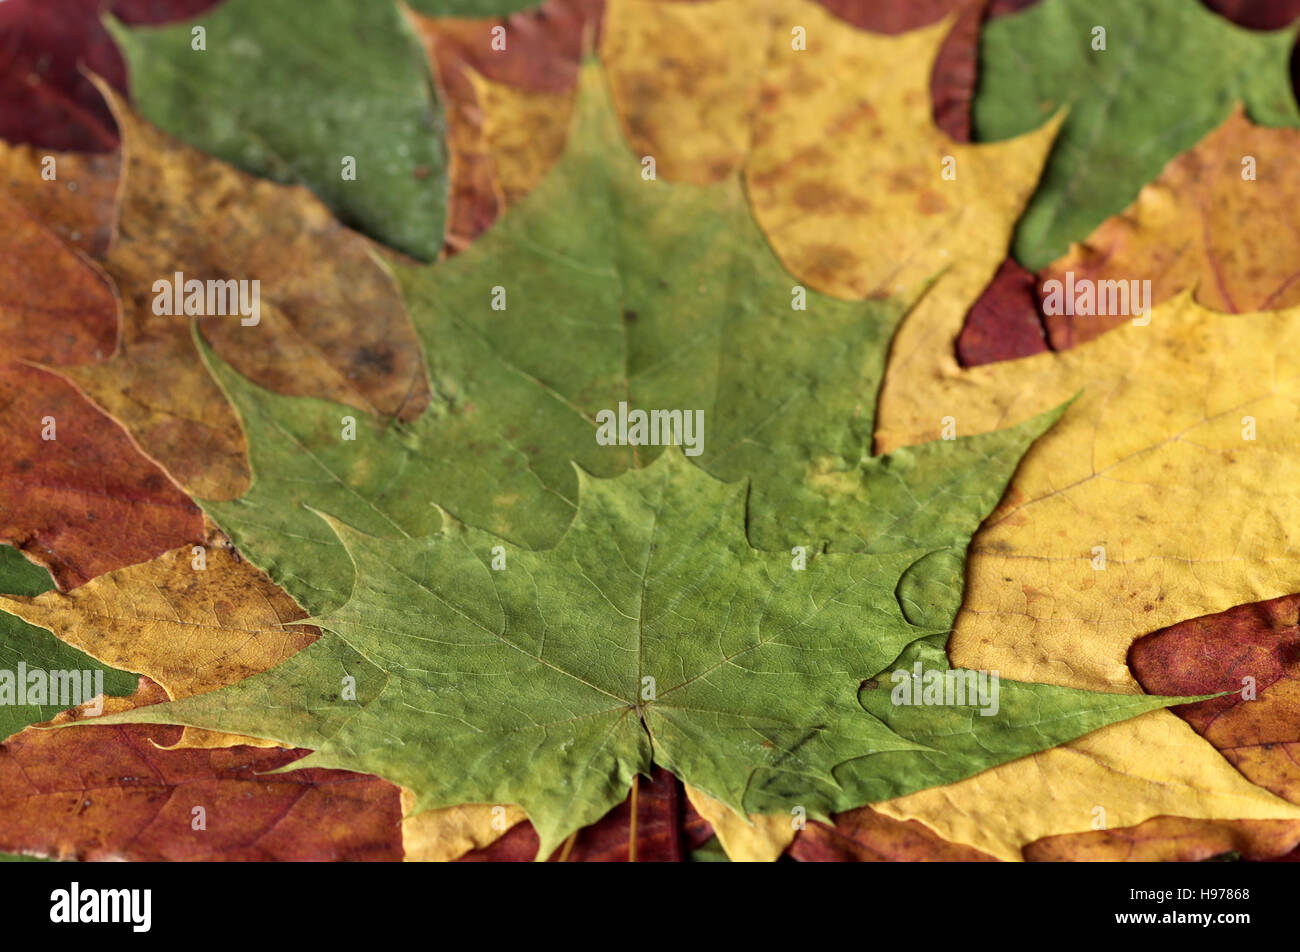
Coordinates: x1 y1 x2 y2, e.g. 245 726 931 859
85 64 1195 853
193 64 1048 621
108 0 447 261
91 452 1180 855
195 66 926 617
975 0 1300 270
0 548 135 740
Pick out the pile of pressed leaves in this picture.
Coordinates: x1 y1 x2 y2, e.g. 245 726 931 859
2 0 1300 863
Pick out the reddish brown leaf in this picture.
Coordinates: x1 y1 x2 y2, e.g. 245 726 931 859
954 257 1049 366
818 0 970 31
0 0 222 152
928 0 987 141
0 363 202 590
789 806 1001 861
1131 594 1300 807
0 198 117 365
1202 0 1300 29
790 815 997 862
0 0 124 152
434 55 504 257
0 146 119 258
1024 815 1300 862
459 768 712 862
0 683 402 861
453 815 539 861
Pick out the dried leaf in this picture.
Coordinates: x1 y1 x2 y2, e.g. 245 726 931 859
0 688 402 861
789 805 1000 862
744 2 1058 302
818 0 987 141
0 363 203 590
684 785 795 862
0 547 137 741
0 524 319 749
1131 594 1300 807
0 146 119 258
954 257 1049 366
974 0 1300 270
602 0 768 185
91 63 1187 863
109 0 448 260
1024 815 1300 862
41 84 430 500
459 769 713 862
1041 109 1300 349
875 712 1300 861
873 291 1300 859
424 0 596 92
0 199 116 365
400 794 526 862
882 293 1300 694
740 0 1060 459
0 0 221 152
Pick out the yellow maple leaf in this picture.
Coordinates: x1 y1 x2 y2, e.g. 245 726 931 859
684 785 795 863
872 285 1300 858
400 791 525 862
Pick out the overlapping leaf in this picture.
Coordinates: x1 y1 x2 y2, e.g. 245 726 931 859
1132 595 1300 834
0 364 204 590
0 686 402 862
974 0 1300 270
456 768 714 862
871 288 1300 859
109 0 448 260
1041 109 1300 348
0 0 222 152
0 146 119 258
194 59 927 612
0 547 136 740
0 525 318 749
3 83 432 500
412 0 594 251
789 800 1000 862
